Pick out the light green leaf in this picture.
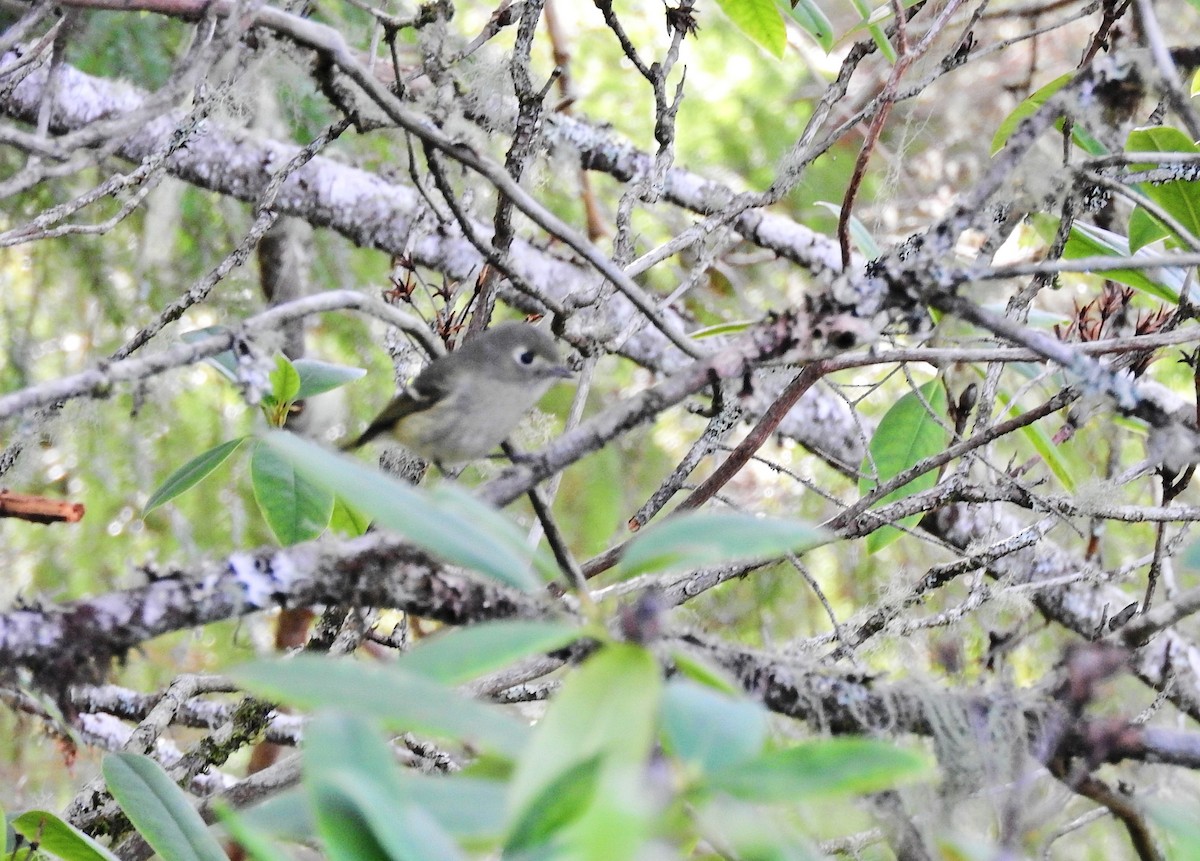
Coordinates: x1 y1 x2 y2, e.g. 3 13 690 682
662 680 767 774
713 0 787 57
859 380 948 553
232 655 530 758
11 811 121 861
401 620 584 685
991 74 1070 155
259 431 540 591
144 436 246 514
269 355 301 405
509 644 661 829
709 738 929 801
292 359 367 400
786 0 833 51
329 496 372 537
619 511 827 578
102 753 228 861
1128 205 1168 253
814 201 881 258
250 441 333 545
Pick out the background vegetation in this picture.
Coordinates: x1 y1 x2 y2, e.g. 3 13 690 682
3 0 1200 857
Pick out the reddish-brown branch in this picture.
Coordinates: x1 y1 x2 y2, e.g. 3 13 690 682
0 489 84 524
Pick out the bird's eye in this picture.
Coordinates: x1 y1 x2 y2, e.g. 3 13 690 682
515 348 536 366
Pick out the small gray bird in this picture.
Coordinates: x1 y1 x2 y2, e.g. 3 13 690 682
343 321 572 464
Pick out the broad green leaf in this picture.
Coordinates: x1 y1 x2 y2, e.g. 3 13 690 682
662 680 767 774
292 358 367 400
814 201 881 258
304 714 466 861
714 0 787 57
11 811 121 861
250 441 333 545
618 511 827 578
786 0 833 51
509 644 661 836
144 437 246 514
504 755 603 852
859 380 948 553
709 738 929 801
269 355 301 405
232 655 530 758
1126 127 1200 252
102 753 228 861
428 482 558 584
401 620 584 685
259 431 540 591
991 74 1069 154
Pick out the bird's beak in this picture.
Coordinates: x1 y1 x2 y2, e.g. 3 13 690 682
548 364 574 380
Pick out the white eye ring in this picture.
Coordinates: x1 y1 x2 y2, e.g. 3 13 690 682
515 348 536 366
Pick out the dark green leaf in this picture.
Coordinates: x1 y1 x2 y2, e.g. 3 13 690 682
709 738 929 801
401 620 584 685
991 74 1070 155
293 359 367 400
232 656 530 758
859 380 948 553
713 0 787 57
259 431 540 591
144 437 246 514
11 811 121 861
1126 127 1200 254
619 512 827 578
212 802 291 861
102 753 228 861
250 441 333 545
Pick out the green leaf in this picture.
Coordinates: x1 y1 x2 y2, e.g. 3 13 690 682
232 655 530 758
329 496 372 536
144 436 246 514
814 201 881 258
1150 804 1200 861
991 74 1070 155
259 431 540 591
250 441 333 545
304 714 467 861
181 326 237 382
102 753 228 861
401 620 583 685
859 380 949 553
662 680 767 774
293 359 367 400
508 644 661 841
505 756 603 853
269 355 301 405
785 0 833 51
1049 218 1186 302
212 802 291 861
709 738 929 801
1126 126 1200 252
1128 205 1168 253
618 511 827 578
713 0 787 57
11 811 121 861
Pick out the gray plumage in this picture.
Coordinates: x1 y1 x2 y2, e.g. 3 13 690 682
344 322 571 463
